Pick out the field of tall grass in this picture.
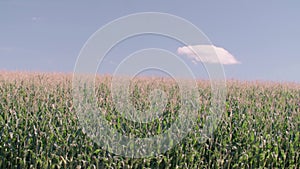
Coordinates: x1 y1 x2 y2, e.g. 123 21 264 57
0 71 299 168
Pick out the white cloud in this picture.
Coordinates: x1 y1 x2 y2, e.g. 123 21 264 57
31 16 42 22
177 45 241 65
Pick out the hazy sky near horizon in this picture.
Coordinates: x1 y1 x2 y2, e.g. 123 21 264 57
0 1 299 82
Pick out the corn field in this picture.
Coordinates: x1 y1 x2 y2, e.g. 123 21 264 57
0 71 299 168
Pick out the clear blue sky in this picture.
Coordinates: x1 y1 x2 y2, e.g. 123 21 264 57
0 1 299 82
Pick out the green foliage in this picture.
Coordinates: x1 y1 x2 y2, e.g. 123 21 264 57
0 72 299 168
